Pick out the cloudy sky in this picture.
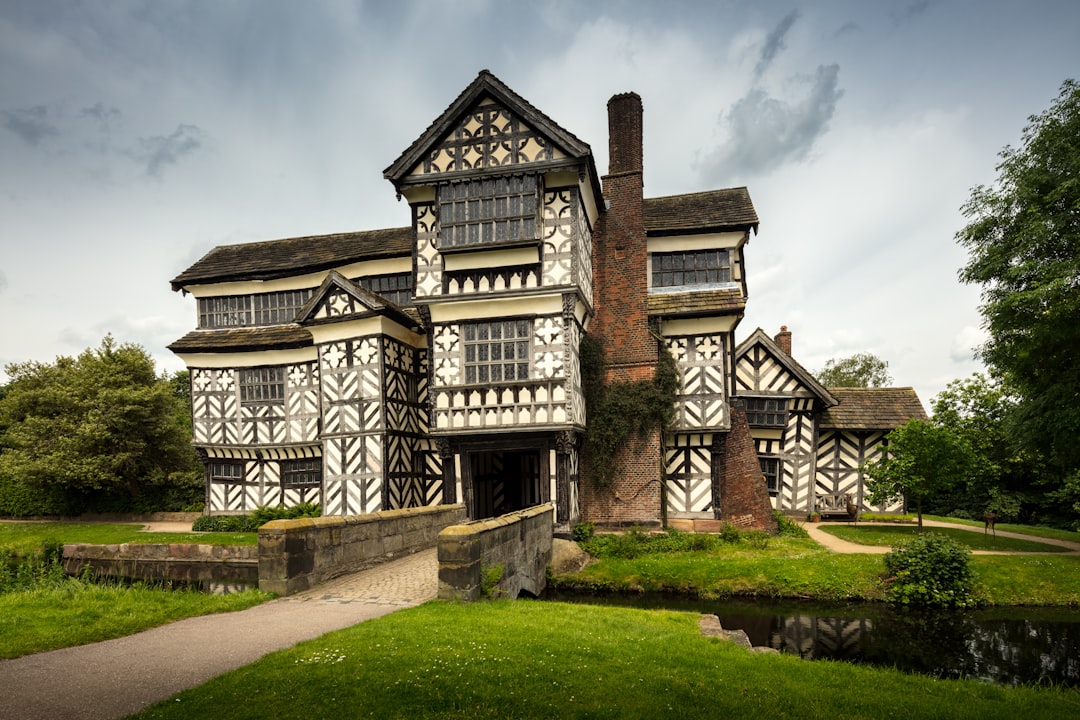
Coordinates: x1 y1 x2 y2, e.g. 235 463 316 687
2 1 1078 409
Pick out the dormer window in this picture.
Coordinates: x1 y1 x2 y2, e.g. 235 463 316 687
651 249 731 289
438 175 539 251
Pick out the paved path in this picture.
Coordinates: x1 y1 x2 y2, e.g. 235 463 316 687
0 548 438 720
802 518 1080 555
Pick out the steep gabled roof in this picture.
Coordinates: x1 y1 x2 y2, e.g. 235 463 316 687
820 387 928 430
644 188 759 235
295 270 420 330
170 227 412 291
167 325 312 354
734 328 837 406
383 70 600 195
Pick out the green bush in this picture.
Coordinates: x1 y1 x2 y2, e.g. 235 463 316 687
192 504 321 533
882 532 976 608
571 521 595 542
774 511 809 538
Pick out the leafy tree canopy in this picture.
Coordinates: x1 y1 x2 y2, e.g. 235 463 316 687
0 337 199 512
816 352 892 388
957 79 1080 471
863 418 974 528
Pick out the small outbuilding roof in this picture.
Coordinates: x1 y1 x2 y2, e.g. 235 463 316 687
819 387 928 430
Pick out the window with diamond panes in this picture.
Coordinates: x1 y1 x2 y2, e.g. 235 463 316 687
760 457 780 495
359 273 413 306
281 458 322 487
439 175 539 249
651 249 731 288
239 367 285 404
744 397 788 427
463 319 531 384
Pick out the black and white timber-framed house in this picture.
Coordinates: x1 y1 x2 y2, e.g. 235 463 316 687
169 70 805 530
734 326 928 515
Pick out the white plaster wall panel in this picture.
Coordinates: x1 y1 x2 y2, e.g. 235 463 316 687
431 325 461 387
286 362 320 443
414 203 442 298
575 195 593 303
542 189 574 287
815 430 901 513
314 289 360 320
664 435 713 515
566 319 586 426
533 315 565 379
735 345 808 396
668 335 729 431
190 368 238 445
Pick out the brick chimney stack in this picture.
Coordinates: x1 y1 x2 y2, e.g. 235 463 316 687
774 325 792 356
591 92 654 383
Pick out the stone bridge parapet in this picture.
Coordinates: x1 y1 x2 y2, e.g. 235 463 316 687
437 504 554 601
258 504 467 596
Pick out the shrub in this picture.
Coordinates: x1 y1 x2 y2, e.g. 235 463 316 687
579 525 761 559
192 504 322 533
571 521 595 542
773 511 809 538
882 532 976 608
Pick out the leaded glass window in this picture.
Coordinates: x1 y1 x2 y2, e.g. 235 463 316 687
281 458 322 487
462 319 531 384
651 249 731 288
760 457 780 495
239 367 285 404
209 461 244 483
199 289 313 328
439 175 539 249
745 397 788 427
359 273 413 306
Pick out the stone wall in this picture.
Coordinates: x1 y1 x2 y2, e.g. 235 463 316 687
437 504 553 601
258 504 467 596
62 543 258 584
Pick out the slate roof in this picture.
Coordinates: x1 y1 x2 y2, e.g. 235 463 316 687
170 227 412 290
819 388 928 430
644 188 759 235
167 325 313 354
646 287 745 317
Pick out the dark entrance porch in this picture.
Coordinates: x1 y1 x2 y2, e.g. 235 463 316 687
467 448 545 519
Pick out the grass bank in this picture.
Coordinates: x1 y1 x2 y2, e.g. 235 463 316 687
0 579 269 659
0 522 256 554
132 600 1079 720
1 521 267 658
554 536 887 600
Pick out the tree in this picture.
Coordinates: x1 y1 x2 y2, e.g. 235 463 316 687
0 337 201 514
863 419 974 528
816 352 892 387
956 79 1080 474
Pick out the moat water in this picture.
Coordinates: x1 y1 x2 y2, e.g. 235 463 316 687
550 594 1080 687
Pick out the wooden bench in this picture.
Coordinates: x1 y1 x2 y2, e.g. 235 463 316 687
816 493 859 520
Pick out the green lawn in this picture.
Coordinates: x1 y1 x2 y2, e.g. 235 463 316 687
820 524 1072 552
0 521 266 658
554 536 888 601
132 600 1079 720
925 515 1080 544
0 580 270 659
0 521 256 554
